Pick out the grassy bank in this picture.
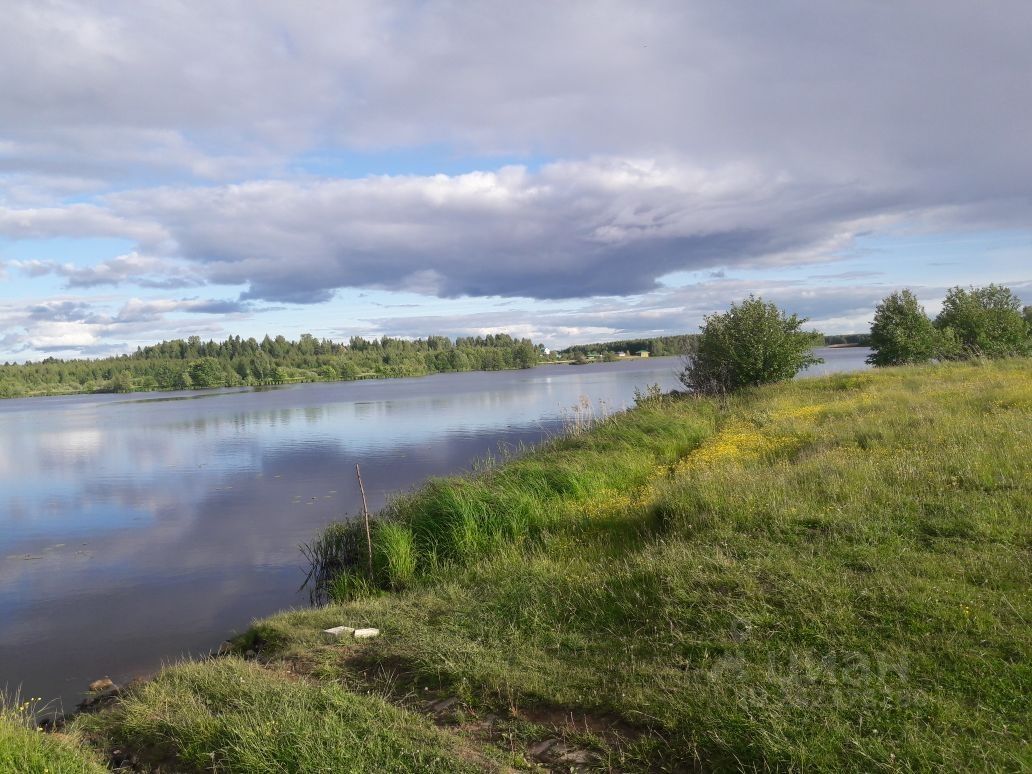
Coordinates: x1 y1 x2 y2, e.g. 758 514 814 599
1 697 105 773
44 359 1032 771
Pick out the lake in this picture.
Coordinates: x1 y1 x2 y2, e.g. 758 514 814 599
0 348 869 709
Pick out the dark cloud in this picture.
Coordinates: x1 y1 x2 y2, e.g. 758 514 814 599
81 161 910 304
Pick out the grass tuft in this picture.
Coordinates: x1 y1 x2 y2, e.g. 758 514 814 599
1 694 105 773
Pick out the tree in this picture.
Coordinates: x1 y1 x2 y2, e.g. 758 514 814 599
866 290 943 366
679 296 822 395
111 370 135 393
934 284 1030 359
188 357 225 389
512 340 539 369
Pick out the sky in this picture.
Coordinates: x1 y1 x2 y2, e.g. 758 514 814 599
1 1 1030 361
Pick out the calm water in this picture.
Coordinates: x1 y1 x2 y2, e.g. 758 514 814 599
0 349 869 709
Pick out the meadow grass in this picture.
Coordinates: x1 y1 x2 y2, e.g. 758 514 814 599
73 658 487 773
0 695 105 773
73 360 1031 771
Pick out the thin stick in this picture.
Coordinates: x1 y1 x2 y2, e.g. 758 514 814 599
355 463 373 576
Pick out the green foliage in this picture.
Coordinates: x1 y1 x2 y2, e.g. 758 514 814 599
559 334 697 359
680 296 822 394
867 289 944 366
111 369 135 393
934 284 1031 358
187 356 226 388
822 332 870 345
0 332 543 398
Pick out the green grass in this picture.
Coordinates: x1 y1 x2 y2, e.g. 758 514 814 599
73 658 486 773
305 396 717 599
1 697 105 774
72 360 1032 771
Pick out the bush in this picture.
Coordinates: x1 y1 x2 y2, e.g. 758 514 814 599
187 356 225 388
934 284 1030 358
867 290 946 366
679 296 822 394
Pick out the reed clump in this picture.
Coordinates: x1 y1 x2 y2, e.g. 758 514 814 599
304 397 716 601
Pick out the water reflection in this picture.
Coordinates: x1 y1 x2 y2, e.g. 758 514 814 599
0 350 869 708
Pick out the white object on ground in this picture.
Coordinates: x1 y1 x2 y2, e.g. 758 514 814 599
321 626 355 640
353 628 380 639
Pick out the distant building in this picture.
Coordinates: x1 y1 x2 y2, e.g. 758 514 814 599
638 350 650 358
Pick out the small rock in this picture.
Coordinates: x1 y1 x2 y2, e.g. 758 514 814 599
548 742 572 759
529 739 558 758
353 627 380 639
430 696 459 713
321 625 356 641
244 649 256 659
88 677 114 693
558 749 597 765
216 641 234 656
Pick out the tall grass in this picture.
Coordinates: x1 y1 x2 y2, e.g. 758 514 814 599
1 694 105 773
305 397 717 601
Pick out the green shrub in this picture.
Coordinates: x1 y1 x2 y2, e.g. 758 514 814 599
680 296 822 394
867 289 947 366
934 284 1031 358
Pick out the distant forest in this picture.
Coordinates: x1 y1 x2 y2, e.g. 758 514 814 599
557 334 699 359
557 332 869 360
0 329 873 399
0 334 542 398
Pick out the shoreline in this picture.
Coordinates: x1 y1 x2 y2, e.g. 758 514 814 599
11 359 1028 771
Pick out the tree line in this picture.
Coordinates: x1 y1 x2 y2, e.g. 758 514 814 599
0 333 542 398
558 331 868 363
557 334 699 361
679 284 1030 395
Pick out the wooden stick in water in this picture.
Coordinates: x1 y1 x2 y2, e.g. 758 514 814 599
355 463 373 576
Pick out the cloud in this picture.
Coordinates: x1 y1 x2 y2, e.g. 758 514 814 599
0 158 914 303
12 252 202 289
26 300 98 323
0 1 1030 358
0 294 251 358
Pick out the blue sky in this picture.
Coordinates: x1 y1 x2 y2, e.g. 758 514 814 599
1 2 1029 361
